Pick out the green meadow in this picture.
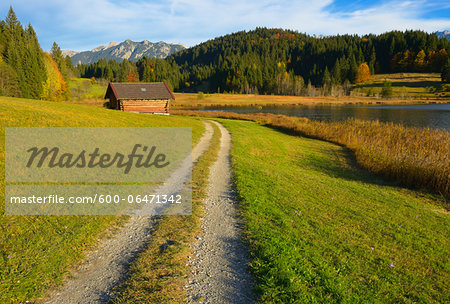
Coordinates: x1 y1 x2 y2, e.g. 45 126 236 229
68 77 108 100
0 97 204 303
354 73 450 98
220 119 448 303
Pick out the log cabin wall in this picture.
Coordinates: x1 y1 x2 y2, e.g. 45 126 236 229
120 99 169 113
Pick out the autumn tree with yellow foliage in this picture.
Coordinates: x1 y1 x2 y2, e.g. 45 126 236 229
355 62 371 84
41 53 70 100
414 50 427 71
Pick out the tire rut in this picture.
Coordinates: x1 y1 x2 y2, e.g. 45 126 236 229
186 121 255 304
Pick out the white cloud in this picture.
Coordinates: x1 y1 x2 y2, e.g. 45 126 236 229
2 0 449 51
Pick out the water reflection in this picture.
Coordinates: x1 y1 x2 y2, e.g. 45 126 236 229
201 103 450 129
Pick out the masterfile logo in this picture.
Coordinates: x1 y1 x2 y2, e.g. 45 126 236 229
6 127 190 183
25 144 170 174
5 127 192 215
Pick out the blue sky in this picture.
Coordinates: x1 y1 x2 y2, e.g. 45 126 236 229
1 0 449 52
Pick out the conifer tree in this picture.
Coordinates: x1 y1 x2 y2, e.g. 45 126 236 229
51 42 68 80
442 60 450 83
5 6 19 31
1 7 47 99
331 59 342 85
65 55 77 77
0 55 21 97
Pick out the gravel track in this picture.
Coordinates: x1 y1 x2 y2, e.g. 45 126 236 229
186 121 255 304
44 121 214 304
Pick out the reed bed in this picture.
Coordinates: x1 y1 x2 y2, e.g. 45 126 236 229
173 110 450 200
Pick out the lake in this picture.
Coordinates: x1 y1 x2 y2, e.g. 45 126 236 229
200 103 450 129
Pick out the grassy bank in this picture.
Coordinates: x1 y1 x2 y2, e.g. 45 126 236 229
68 77 108 100
110 122 221 303
355 73 450 98
172 92 448 109
221 119 449 302
0 97 205 303
173 110 450 200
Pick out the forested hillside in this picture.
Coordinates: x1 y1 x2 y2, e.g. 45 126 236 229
78 28 450 95
0 7 73 100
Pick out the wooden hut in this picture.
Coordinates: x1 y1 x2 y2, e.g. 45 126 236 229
104 82 174 114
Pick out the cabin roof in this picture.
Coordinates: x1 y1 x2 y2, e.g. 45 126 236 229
105 82 175 100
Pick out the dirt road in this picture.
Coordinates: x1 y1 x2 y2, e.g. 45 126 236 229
45 121 214 304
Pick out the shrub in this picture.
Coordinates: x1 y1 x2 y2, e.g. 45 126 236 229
381 80 393 98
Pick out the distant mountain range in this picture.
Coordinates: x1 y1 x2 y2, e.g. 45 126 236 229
63 40 185 65
436 30 450 40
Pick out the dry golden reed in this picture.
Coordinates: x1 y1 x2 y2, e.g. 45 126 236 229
173 110 450 199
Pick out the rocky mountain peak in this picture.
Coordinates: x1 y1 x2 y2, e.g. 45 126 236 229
64 39 185 65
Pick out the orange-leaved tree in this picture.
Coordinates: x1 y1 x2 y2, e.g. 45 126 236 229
355 62 371 84
126 72 139 82
41 53 70 100
414 50 427 71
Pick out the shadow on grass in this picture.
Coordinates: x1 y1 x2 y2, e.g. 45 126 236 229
264 124 407 190
354 80 440 89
